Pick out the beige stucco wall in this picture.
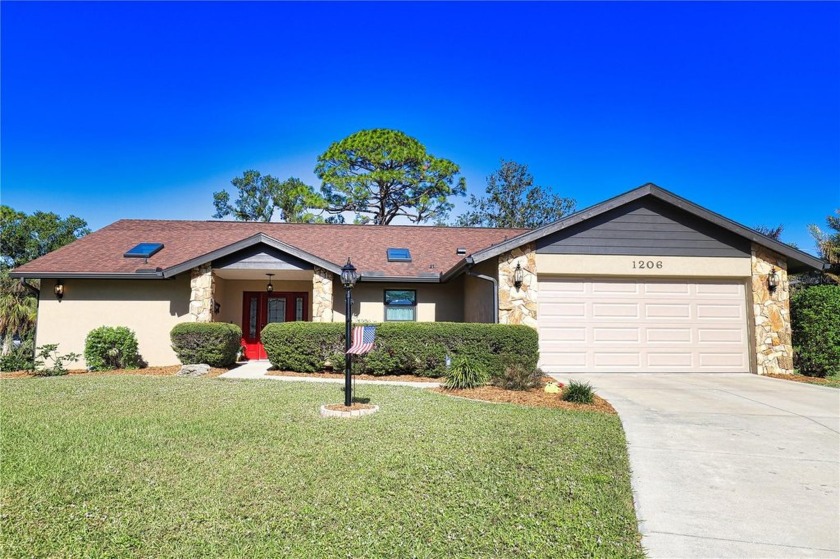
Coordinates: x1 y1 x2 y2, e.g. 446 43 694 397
535 253 752 277
216 279 314 326
463 259 497 323
35 276 192 368
332 279 465 323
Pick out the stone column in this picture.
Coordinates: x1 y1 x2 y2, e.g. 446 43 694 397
498 243 538 328
312 266 334 322
189 263 214 323
751 243 793 375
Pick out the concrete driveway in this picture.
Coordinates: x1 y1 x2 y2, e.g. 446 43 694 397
552 373 840 558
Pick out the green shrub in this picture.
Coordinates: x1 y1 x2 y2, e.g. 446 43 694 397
260 322 345 373
492 360 543 390
444 357 488 389
0 337 35 372
33 344 81 376
791 285 840 377
562 380 595 404
261 322 539 378
170 323 242 367
84 326 140 371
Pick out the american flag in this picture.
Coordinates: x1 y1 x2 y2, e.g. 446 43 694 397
347 325 376 355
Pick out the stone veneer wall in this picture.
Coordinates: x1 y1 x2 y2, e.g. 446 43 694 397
751 243 793 375
189 264 214 323
312 266 334 322
498 243 538 328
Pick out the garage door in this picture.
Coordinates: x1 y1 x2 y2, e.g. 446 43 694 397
538 278 749 373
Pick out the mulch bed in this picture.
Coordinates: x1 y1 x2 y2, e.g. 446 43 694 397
266 370 442 383
434 379 616 414
765 373 840 387
0 366 229 379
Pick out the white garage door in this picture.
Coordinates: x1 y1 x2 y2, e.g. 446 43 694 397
538 278 750 373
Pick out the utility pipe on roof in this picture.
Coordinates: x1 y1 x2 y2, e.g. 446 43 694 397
465 257 498 324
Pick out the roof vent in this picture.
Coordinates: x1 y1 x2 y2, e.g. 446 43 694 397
386 248 412 262
456 247 467 255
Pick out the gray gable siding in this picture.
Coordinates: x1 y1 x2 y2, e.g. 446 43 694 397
536 198 751 257
212 244 314 271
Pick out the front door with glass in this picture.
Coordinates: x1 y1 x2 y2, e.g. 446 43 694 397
241 291 308 360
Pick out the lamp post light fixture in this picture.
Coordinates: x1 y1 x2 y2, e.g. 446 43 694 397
513 263 524 289
341 258 359 407
54 280 65 302
767 267 779 293
265 273 274 293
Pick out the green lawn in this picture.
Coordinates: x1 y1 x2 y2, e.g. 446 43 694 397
1 376 643 558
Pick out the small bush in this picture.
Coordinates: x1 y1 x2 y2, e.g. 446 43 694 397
261 322 539 377
562 380 595 404
0 337 35 372
84 326 140 371
444 357 488 389
791 285 840 377
170 323 242 368
492 360 543 390
33 344 81 376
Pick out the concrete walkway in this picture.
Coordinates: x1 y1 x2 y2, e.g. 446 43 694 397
219 361 441 388
552 372 840 559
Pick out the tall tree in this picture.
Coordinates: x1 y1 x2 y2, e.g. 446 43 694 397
315 129 466 225
0 206 90 268
213 170 324 222
0 207 88 356
456 160 576 228
809 210 840 281
753 224 784 240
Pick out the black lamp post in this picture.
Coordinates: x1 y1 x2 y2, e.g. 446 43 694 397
340 258 359 406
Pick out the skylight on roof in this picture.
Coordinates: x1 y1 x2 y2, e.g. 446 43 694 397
124 243 164 259
386 248 412 262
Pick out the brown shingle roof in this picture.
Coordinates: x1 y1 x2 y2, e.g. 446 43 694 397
12 220 528 280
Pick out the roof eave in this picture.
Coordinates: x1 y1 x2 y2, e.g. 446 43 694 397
8 271 165 280
359 274 442 283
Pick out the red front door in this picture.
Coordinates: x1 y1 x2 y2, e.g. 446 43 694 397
241 291 308 360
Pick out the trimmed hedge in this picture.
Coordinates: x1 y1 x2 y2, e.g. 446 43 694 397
791 285 840 377
170 323 242 368
84 326 140 371
261 322 539 378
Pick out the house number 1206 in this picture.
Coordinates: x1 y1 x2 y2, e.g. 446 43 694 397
633 260 663 269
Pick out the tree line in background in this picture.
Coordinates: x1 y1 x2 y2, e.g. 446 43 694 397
1 127 839 367
0 207 89 364
213 128 576 229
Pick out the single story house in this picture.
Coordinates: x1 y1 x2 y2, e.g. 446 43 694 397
11 183 824 374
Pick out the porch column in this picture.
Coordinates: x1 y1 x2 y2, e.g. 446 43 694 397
312 266 334 322
189 263 215 323
498 243 538 328
751 243 793 374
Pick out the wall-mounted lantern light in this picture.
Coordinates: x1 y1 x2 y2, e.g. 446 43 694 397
513 263 524 289
54 280 65 302
213 301 221 315
768 268 779 292
266 273 274 293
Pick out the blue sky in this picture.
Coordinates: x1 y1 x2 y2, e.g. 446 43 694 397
2 1 838 254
